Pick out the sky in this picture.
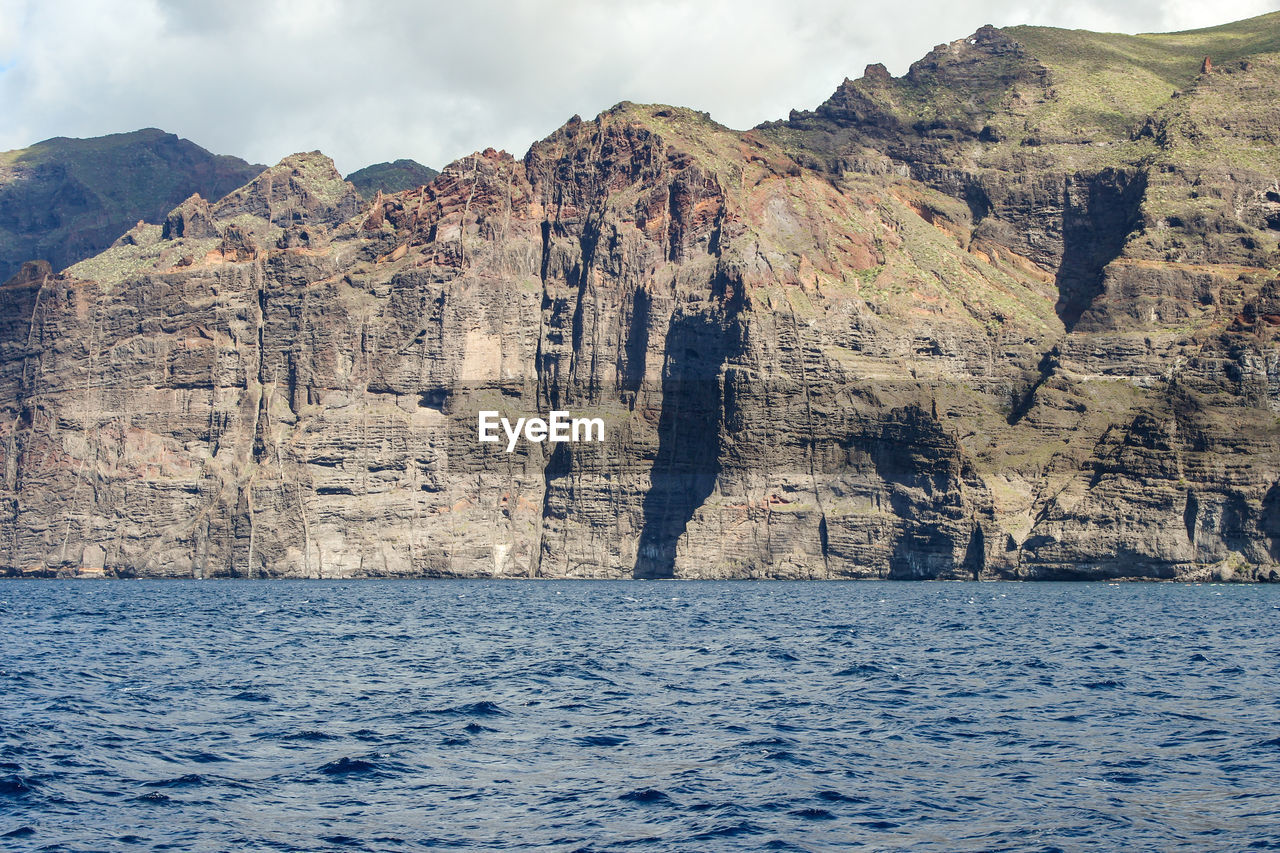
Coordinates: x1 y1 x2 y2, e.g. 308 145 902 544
0 0 1276 176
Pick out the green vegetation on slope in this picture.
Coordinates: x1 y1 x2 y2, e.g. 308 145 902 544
1006 11 1280 140
777 9 1280 159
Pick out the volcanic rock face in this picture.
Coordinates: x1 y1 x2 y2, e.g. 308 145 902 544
2 13 1280 580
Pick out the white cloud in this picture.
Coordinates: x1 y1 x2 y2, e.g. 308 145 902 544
0 0 21 62
0 0 1275 174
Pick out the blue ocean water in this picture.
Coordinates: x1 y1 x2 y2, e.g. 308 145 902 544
1 580 1278 852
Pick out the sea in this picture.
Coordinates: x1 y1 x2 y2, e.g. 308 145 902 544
1 580 1278 852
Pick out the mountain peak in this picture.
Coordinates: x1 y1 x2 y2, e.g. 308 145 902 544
345 158 440 201
211 151 360 229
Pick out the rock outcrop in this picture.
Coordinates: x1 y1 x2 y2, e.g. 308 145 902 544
2 13 1280 580
162 195 219 240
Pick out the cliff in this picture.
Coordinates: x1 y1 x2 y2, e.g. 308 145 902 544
2 13 1279 580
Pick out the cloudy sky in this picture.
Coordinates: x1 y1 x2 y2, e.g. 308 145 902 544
0 0 1275 175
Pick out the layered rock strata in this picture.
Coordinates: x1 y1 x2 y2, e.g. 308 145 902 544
3 14 1280 580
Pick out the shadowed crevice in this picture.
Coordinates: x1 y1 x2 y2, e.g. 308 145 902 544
1054 168 1148 330
633 312 741 578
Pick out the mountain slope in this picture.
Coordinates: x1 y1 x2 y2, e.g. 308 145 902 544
0 129 265 281
770 11 1280 328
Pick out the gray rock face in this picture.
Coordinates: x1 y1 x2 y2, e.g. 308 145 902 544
2 17 1280 581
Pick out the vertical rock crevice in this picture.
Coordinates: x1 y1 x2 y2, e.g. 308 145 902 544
634 311 741 578
1054 168 1148 330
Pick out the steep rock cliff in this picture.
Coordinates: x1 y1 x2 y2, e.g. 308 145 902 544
3 14 1280 580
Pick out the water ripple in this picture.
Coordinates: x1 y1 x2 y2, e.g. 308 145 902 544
1 580 1278 851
